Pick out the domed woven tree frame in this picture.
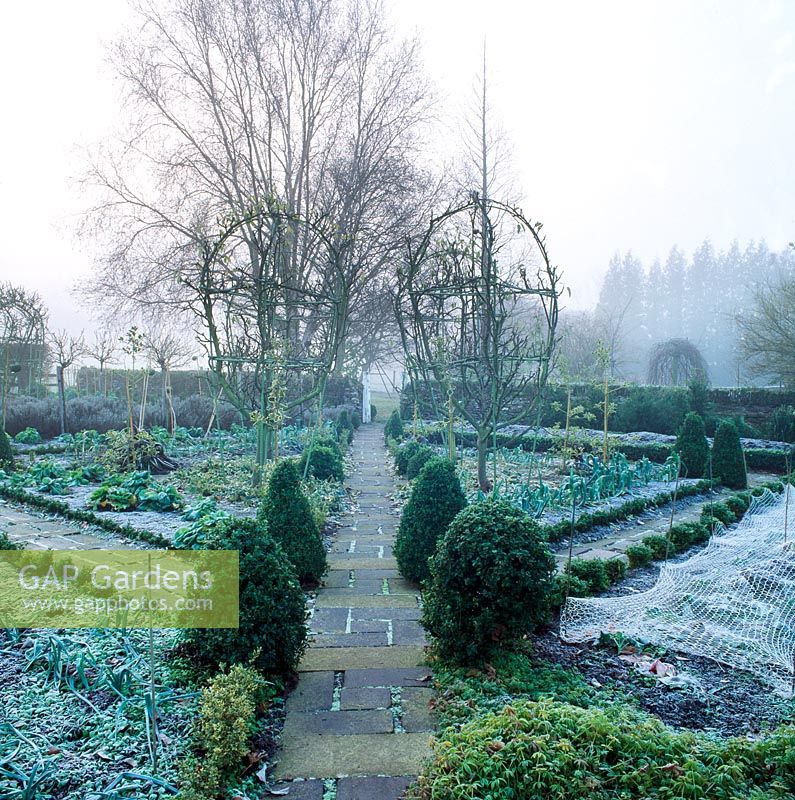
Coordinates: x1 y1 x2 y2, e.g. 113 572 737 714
647 338 708 386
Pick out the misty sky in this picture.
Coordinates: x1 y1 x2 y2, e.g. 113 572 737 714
0 0 793 332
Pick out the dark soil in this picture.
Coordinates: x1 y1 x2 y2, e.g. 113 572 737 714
532 624 794 737
541 516 795 738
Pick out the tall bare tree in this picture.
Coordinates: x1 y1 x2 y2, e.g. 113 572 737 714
0 284 48 427
81 0 434 407
395 55 562 491
48 330 86 435
145 326 195 432
86 329 117 395
737 275 795 387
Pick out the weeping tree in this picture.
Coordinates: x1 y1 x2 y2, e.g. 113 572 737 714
395 196 562 492
646 338 708 386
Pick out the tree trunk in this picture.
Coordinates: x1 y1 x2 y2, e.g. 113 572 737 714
362 368 371 423
163 369 176 434
57 365 67 435
477 428 491 493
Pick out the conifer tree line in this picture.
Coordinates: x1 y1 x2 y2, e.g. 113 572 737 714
560 239 795 386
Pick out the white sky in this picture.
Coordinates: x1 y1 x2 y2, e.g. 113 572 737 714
0 0 793 332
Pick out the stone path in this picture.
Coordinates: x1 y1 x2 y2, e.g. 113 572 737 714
273 424 432 798
0 501 130 550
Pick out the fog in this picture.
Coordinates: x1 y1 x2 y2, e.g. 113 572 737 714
0 0 793 352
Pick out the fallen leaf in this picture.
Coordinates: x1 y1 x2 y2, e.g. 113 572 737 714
158 733 172 746
95 751 113 762
45 746 62 755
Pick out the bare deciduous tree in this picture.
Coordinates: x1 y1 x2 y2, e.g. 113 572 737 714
396 198 562 492
80 0 434 411
395 55 562 491
86 329 117 395
145 326 195 432
0 283 48 427
737 276 795 387
47 330 86 434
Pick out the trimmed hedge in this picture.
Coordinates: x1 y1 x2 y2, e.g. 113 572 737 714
394 440 420 475
384 409 404 442
556 480 790 605
712 420 747 489
299 442 344 482
675 412 709 478
0 430 14 471
259 459 327 584
626 543 652 568
768 405 795 442
543 480 714 542
565 559 610 594
420 426 792 473
395 457 467 585
406 445 436 480
423 499 556 663
183 517 307 674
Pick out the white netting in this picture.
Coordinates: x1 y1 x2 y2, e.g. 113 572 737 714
561 485 795 696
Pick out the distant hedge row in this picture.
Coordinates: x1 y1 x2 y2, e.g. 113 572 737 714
420 426 793 474
401 381 795 438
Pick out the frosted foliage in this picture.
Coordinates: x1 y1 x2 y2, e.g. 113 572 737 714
561 486 795 695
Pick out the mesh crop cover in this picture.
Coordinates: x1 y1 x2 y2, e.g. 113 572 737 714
561 486 795 696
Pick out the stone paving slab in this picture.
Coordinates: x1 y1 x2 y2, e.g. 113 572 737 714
313 594 419 609
392 621 428 647
286 671 335 713
343 668 432 688
311 632 390 648
351 607 422 621
343 522 399 533
274 732 431 779
337 776 414 800
322 570 354 588
328 557 399 570
311 608 350 632
577 547 628 561
401 687 436 733
283 709 393 736
350 619 389 634
340 686 392 710
299 645 426 671
271 780 325 800
319 588 389 600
